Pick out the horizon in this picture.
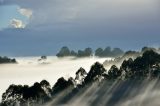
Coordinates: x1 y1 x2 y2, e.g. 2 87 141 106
0 46 159 57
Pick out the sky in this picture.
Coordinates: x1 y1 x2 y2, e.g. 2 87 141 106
0 0 160 56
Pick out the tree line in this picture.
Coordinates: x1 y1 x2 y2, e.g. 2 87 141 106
1 49 160 106
56 46 124 57
0 56 17 64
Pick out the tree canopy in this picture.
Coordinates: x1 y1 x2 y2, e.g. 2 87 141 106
56 47 93 57
1 49 160 106
0 56 17 64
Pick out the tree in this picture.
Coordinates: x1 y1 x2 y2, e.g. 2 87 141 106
2 84 24 106
75 68 87 85
141 46 156 53
112 48 124 57
108 65 121 79
52 77 74 96
103 47 112 57
70 50 77 56
84 62 106 84
121 58 133 71
84 48 93 56
56 47 71 57
40 80 52 98
150 64 160 78
77 50 84 57
1 80 52 106
77 48 92 57
120 50 160 79
95 47 124 57
0 56 17 64
41 56 47 60
95 48 104 57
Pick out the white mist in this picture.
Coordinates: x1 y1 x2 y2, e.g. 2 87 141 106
0 56 110 101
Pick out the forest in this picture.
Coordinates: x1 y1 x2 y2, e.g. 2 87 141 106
1 48 160 106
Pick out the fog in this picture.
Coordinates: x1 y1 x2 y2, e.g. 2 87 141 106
47 79 160 106
0 56 109 100
1 56 160 106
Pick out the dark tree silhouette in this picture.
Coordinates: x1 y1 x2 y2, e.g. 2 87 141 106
141 46 156 53
56 46 123 58
95 48 104 56
112 48 124 56
120 50 160 79
95 47 124 57
103 47 112 57
77 48 93 57
51 77 74 96
56 47 93 57
0 56 17 64
56 46 71 57
1 48 160 106
108 65 121 79
1 80 51 106
41 56 47 60
84 62 106 84
150 64 160 78
75 67 87 85
70 50 77 56
84 48 93 56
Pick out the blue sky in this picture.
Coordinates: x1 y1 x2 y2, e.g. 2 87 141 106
0 0 160 56
0 5 28 29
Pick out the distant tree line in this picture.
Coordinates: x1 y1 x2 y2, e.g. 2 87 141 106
0 56 17 64
56 47 93 57
103 46 160 67
56 46 124 58
1 49 160 106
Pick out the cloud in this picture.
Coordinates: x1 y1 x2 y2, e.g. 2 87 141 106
1 0 160 29
10 18 25 28
0 0 160 56
1 0 160 34
18 8 33 18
